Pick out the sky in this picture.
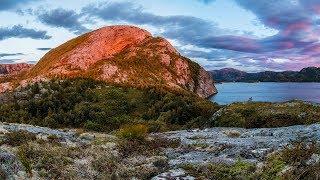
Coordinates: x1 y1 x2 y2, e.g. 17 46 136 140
0 0 319 72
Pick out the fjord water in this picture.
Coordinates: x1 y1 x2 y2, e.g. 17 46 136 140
210 82 320 105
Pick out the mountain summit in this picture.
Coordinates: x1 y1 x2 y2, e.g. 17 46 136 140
1 25 217 97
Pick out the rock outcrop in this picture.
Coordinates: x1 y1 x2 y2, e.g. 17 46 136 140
158 123 320 166
0 63 33 75
10 25 217 98
1 122 320 179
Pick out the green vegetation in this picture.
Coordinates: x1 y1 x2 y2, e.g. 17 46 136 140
256 141 320 179
1 131 36 146
0 78 219 132
211 67 320 82
182 141 320 179
213 101 320 128
117 135 181 158
4 130 178 179
181 160 256 180
116 124 148 141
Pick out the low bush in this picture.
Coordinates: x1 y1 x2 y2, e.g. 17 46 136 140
256 140 320 179
1 131 36 146
214 101 320 128
116 124 148 141
117 135 181 157
181 160 256 180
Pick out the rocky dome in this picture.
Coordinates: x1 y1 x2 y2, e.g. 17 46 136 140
2 25 217 97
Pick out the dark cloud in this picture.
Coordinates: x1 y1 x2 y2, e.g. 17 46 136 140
82 2 221 43
11 0 319 71
82 1 316 54
0 59 20 64
37 48 51 51
26 61 37 64
80 1 320 71
197 0 216 4
0 53 24 57
0 0 38 11
36 8 89 34
229 0 320 51
0 25 51 41
83 1 180 26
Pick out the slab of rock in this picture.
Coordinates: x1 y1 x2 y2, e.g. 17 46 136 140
152 169 195 180
157 123 320 166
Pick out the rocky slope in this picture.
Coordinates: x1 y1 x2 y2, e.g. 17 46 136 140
0 63 33 76
0 25 217 97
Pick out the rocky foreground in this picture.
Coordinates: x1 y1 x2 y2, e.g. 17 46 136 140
1 122 320 179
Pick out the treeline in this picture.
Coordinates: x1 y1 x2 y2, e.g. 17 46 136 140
211 67 320 82
0 78 219 132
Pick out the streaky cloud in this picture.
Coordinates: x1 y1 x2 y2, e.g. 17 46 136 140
0 25 51 41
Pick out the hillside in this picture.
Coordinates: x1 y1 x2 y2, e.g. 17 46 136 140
0 63 33 76
210 67 320 82
0 78 219 132
0 25 217 97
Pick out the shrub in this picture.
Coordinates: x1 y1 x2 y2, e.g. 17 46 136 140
18 143 76 179
84 121 102 132
117 135 181 157
1 131 36 146
215 112 246 127
116 124 148 141
181 160 256 180
17 145 33 175
91 155 118 178
257 153 286 179
47 135 60 143
257 141 320 179
0 169 7 180
213 101 320 128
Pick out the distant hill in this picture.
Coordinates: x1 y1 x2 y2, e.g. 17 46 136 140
0 25 217 97
210 67 320 82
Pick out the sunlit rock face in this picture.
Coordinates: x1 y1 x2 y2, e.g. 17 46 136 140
5 25 217 97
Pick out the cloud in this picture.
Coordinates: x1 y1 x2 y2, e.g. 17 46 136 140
0 53 24 57
80 1 320 71
36 8 89 34
82 2 223 46
0 0 38 11
37 48 51 51
197 0 216 4
0 59 20 64
0 25 51 41
12 0 319 71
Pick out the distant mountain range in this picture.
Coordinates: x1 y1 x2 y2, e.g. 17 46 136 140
210 67 320 82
